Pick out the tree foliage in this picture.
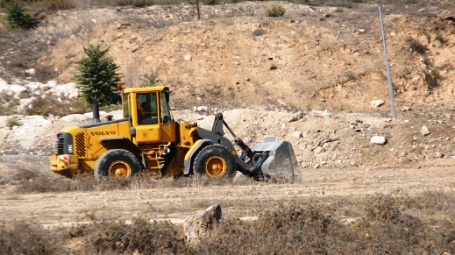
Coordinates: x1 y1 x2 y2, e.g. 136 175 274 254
75 44 121 106
5 2 38 30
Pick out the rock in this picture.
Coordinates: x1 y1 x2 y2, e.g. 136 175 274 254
59 114 88 122
401 106 412 112
117 22 130 29
183 204 222 244
370 99 385 107
131 45 140 52
354 28 366 34
289 111 303 122
25 68 36 76
434 152 443 158
184 54 192 61
292 131 303 138
421 126 430 136
370 136 386 145
0 84 27 94
277 99 287 106
196 106 208 112
19 98 34 109
321 110 331 118
314 146 324 154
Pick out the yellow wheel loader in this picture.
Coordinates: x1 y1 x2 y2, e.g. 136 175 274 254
49 86 301 182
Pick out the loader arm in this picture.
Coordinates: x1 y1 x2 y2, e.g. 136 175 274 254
205 113 302 182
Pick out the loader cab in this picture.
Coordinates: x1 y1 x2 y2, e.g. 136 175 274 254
122 87 176 144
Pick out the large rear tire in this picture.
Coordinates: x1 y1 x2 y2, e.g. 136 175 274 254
193 144 236 178
95 149 141 179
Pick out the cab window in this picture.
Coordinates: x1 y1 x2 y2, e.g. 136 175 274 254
122 93 130 118
137 93 158 125
160 92 171 124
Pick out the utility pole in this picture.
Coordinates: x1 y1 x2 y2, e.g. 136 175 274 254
196 0 200 20
379 6 397 119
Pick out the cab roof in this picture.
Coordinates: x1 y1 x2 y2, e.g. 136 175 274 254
122 86 169 93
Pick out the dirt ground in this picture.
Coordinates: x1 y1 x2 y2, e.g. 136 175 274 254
1 155 454 228
1 1 455 253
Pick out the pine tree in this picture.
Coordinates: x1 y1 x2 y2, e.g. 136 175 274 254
75 44 121 106
5 2 38 30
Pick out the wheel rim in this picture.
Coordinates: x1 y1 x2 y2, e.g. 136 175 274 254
108 160 132 178
204 155 227 178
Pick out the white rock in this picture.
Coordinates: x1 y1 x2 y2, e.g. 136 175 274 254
292 131 303 138
184 54 192 61
59 114 88 122
421 126 430 136
370 99 385 107
321 109 331 118
0 84 27 93
196 106 208 112
46 80 58 88
370 135 386 145
25 68 36 76
19 98 34 108
26 82 42 91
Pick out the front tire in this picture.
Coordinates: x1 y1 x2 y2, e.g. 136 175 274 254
95 149 141 179
193 144 236 178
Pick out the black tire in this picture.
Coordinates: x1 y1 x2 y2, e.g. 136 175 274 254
94 149 141 179
193 144 236 178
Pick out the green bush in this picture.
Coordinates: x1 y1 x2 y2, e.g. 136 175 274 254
203 0 216 5
133 0 146 7
75 44 121 107
265 3 286 17
5 2 38 30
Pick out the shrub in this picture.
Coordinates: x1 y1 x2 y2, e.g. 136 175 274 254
133 0 145 7
6 116 22 130
406 37 427 55
253 28 266 36
75 44 121 107
430 67 440 78
5 2 38 30
265 3 286 17
203 0 216 5
141 72 161 87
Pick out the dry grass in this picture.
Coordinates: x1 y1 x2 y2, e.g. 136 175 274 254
1 193 454 254
12 167 258 194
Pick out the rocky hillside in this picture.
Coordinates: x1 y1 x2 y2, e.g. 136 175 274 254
1 1 455 171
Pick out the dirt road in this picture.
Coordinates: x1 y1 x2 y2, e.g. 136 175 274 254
1 156 453 227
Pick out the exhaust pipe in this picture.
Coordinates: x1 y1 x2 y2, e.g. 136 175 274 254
89 96 101 124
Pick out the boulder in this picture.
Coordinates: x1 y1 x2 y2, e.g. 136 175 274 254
183 204 222 244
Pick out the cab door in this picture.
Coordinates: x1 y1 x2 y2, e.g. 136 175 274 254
133 91 176 144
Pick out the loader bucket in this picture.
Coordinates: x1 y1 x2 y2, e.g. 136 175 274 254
251 136 302 183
